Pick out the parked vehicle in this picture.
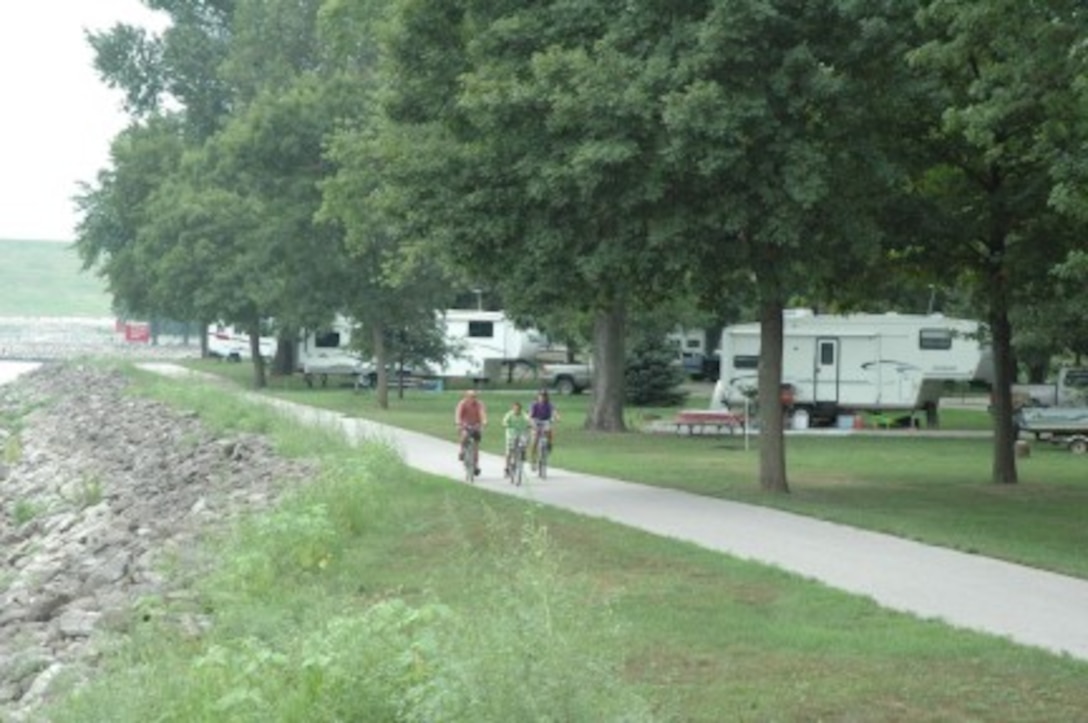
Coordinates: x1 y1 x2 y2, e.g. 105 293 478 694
296 319 366 386
436 309 543 379
296 310 542 386
711 310 992 426
1016 406 1088 454
666 327 710 378
1012 368 1088 408
207 324 276 362
357 363 428 389
539 362 592 395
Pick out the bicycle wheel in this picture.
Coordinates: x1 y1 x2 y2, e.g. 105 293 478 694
513 443 525 486
463 437 476 483
537 434 548 479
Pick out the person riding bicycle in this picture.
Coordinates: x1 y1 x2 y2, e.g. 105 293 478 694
529 389 559 468
455 388 488 476
501 401 532 477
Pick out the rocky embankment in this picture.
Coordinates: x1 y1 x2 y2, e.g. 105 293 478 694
0 363 313 720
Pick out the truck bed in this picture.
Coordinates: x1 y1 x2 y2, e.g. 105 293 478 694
1017 407 1088 433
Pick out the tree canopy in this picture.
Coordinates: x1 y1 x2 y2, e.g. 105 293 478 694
76 0 1088 487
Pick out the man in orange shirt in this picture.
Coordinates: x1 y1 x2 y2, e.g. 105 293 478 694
454 389 488 476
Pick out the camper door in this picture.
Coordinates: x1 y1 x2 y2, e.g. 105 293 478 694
813 337 839 404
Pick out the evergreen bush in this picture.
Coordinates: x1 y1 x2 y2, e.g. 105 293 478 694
625 335 687 406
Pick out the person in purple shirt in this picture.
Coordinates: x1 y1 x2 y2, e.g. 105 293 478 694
529 389 560 468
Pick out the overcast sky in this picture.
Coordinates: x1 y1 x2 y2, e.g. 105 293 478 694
0 2 168 242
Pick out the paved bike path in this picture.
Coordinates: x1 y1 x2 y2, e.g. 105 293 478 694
138 365 1088 663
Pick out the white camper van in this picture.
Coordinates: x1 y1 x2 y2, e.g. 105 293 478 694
666 327 715 378
711 310 991 425
207 324 277 362
296 317 366 385
437 309 543 379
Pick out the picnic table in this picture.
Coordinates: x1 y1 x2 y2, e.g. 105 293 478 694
673 410 746 435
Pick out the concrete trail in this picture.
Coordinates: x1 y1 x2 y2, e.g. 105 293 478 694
140 363 1088 664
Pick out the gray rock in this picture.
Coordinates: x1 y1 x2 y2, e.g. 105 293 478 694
0 359 314 719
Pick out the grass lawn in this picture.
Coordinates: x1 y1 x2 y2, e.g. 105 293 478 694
194 359 1088 581
0 239 113 317
41 363 1088 722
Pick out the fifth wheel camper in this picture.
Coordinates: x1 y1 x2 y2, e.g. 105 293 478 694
710 310 992 426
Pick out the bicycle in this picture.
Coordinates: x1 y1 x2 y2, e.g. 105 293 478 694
533 422 550 480
460 425 481 483
506 433 528 486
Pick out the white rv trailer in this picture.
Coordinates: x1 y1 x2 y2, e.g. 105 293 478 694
296 317 367 385
207 324 277 362
710 310 991 425
437 309 544 378
295 310 543 383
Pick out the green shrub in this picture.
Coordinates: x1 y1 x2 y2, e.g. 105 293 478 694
625 336 687 406
13 498 43 525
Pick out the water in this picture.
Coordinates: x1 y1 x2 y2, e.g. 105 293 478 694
0 360 40 386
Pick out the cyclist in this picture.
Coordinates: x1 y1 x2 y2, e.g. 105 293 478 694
529 389 559 469
502 400 532 478
455 389 487 476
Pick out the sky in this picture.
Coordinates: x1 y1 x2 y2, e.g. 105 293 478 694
0 2 168 242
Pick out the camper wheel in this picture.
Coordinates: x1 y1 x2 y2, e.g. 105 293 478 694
1068 437 1088 455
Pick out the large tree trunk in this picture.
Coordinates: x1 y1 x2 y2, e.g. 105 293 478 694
272 330 295 377
988 268 1018 485
247 317 267 389
758 295 789 493
371 320 389 410
585 300 627 431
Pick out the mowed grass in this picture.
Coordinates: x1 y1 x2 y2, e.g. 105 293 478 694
0 238 112 317
41 363 1088 722
194 359 1088 580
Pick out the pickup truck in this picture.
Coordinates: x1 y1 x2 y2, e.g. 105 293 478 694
538 362 592 395
1012 368 1088 408
1016 406 1088 454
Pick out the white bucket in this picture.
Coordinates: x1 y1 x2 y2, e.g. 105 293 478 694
792 409 810 430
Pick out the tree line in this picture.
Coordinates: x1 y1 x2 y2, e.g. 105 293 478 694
75 0 1088 490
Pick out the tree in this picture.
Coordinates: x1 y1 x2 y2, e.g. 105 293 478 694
907 0 1088 483
88 0 237 139
75 117 190 325
316 0 457 410
377 0 690 431
661 0 919 491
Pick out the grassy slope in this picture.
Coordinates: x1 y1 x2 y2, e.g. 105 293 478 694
43 366 1088 722
0 239 112 317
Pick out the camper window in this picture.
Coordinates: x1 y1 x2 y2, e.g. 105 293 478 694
919 328 953 350
315 331 341 348
819 342 835 365
733 355 759 369
467 321 494 338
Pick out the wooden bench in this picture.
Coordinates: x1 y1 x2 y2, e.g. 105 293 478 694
674 410 746 435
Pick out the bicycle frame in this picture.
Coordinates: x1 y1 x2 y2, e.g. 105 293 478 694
507 434 527 486
535 425 549 479
461 425 481 483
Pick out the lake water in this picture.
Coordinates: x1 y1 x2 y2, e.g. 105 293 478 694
0 360 41 386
